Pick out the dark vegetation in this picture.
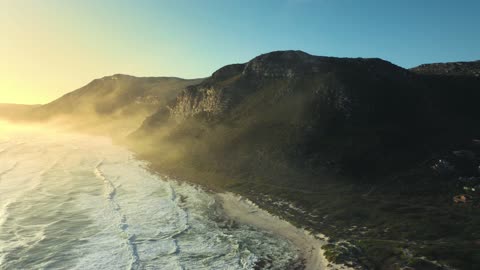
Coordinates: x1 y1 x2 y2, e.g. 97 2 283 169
3 51 480 269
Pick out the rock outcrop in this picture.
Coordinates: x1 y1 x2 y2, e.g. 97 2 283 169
161 50 421 126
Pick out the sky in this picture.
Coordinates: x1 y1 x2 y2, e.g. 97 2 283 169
1 0 480 104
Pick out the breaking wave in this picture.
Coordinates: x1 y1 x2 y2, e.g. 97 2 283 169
0 126 299 269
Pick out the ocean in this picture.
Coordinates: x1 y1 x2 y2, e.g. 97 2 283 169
0 123 299 269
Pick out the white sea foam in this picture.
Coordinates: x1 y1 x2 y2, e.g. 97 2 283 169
0 126 300 269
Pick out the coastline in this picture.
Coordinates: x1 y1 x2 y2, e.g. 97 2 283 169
217 192 352 270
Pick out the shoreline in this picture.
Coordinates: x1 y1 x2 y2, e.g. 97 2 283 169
217 192 352 270
0 122 354 269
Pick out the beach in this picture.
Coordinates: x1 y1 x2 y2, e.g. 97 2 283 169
218 192 353 270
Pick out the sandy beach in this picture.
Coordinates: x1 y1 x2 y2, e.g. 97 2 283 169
217 192 352 270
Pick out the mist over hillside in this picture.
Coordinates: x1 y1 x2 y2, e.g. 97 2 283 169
0 104 41 120
4 75 203 136
2 51 480 269
134 51 480 184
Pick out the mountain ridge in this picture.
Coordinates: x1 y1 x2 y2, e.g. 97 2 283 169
410 60 480 76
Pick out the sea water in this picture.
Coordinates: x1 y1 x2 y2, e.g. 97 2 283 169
0 124 299 269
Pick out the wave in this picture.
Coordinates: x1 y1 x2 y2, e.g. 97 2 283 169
94 159 140 270
0 127 300 270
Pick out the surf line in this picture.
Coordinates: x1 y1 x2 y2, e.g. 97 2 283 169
94 159 140 270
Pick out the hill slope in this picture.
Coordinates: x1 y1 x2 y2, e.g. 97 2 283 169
27 75 202 135
131 51 480 269
136 51 480 182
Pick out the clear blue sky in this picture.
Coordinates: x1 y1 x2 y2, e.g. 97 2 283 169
2 0 480 103
83 0 479 70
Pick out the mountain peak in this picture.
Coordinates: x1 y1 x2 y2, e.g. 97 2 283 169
98 74 136 81
251 50 312 61
242 50 322 78
241 50 404 79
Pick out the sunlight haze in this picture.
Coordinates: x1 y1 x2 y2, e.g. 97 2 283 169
1 1 480 269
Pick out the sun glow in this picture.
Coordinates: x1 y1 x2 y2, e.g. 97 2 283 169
0 120 15 131
0 120 62 136
0 120 35 134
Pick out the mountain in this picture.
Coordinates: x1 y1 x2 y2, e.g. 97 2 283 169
24 75 202 135
33 74 202 116
131 51 480 269
135 51 480 182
